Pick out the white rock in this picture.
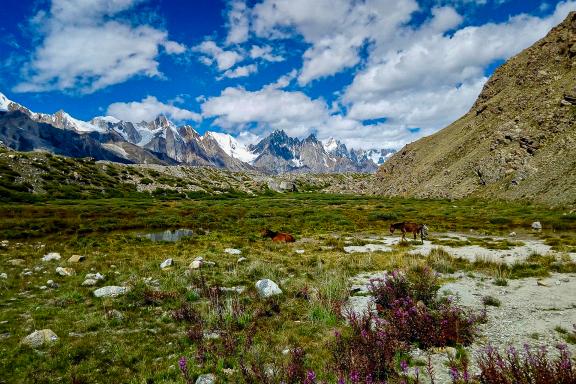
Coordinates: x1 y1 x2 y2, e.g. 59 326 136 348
94 286 128 298
0 273 7 279
189 257 204 269
160 258 173 269
341 296 376 319
41 252 61 262
237 257 247 263
531 221 542 230
47 280 58 288
39 286 47 290
224 248 241 255
195 374 216 384
85 273 105 281
82 279 98 286
255 279 282 298
509 232 517 237
55 267 74 276
22 329 58 348
295 249 305 254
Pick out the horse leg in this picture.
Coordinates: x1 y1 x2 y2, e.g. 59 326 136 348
401 230 406 242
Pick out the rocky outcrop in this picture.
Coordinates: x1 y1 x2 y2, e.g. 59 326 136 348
376 12 576 205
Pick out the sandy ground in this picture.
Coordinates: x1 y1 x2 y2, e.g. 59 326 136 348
342 234 576 383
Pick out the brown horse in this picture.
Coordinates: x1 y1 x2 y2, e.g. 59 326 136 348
389 222 428 242
261 228 296 243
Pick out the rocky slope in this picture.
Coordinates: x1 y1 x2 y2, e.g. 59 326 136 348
376 12 576 205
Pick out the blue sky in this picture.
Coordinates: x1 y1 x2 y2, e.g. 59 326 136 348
0 0 575 149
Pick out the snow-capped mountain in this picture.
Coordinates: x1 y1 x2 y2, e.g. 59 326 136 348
0 92 393 173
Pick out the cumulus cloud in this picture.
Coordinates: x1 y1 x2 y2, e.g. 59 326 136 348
107 96 200 123
196 0 576 149
225 0 250 45
194 40 243 71
14 0 185 94
249 45 284 62
221 64 258 79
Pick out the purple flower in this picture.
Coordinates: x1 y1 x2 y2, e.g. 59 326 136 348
449 366 460 380
400 360 409 374
304 370 317 384
178 356 187 373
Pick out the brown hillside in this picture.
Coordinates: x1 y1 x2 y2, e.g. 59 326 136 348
376 12 576 205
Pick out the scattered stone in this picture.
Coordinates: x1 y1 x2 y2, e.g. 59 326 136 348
55 267 75 276
560 277 570 283
531 221 542 231
22 329 58 348
220 286 246 294
203 331 220 340
189 257 204 269
47 280 58 288
295 249 305 254
7 259 25 266
106 309 124 321
536 280 550 287
94 286 128 298
255 279 282 298
67 255 85 263
195 374 216 384
509 232 517 237
237 257 247 263
0 273 7 279
144 277 160 287
34 266 43 272
22 271 33 276
41 252 61 262
110 265 117 269
160 258 173 269
341 296 376 319
82 279 98 286
224 248 241 255
85 272 105 281
39 286 47 290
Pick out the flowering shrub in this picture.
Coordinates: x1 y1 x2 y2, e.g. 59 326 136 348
474 344 576 384
369 267 485 349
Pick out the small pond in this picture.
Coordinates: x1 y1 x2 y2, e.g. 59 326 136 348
139 229 194 242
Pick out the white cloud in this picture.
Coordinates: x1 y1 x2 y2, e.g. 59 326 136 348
107 95 201 123
343 2 576 132
14 0 185 94
194 40 243 71
249 45 284 62
221 64 258 79
225 0 250 45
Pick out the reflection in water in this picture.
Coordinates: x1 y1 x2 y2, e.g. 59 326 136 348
141 229 193 242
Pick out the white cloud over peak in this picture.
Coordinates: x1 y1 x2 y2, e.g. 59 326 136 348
194 40 243 71
14 0 185 94
225 0 250 45
107 96 200 123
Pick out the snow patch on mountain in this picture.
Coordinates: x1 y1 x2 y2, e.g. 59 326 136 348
205 131 258 163
0 92 11 112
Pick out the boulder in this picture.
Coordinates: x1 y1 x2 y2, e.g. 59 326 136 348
195 374 216 384
47 280 58 288
7 259 25 266
0 273 7 279
85 272 105 281
160 258 173 269
189 257 204 269
22 329 58 348
94 286 128 298
279 181 297 192
42 252 61 262
237 257 247 263
55 267 75 276
81 279 98 286
67 255 85 263
531 221 542 230
224 248 241 255
255 279 282 298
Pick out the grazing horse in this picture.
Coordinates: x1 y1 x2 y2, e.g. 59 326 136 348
389 222 428 242
261 228 296 243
